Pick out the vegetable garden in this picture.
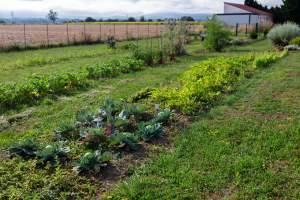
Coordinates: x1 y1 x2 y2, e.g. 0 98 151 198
0 19 298 199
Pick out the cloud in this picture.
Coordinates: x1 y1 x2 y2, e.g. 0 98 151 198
0 0 283 18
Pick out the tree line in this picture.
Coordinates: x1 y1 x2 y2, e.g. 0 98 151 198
245 0 300 24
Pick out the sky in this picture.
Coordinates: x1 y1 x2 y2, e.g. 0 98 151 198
0 0 283 18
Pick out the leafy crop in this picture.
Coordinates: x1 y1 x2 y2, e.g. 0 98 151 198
73 151 112 174
138 122 164 142
79 128 107 149
153 108 173 124
253 51 288 68
9 138 39 158
108 132 139 151
36 143 70 166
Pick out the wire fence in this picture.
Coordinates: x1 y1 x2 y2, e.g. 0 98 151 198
0 23 204 50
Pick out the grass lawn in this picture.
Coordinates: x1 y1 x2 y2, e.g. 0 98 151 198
109 51 300 199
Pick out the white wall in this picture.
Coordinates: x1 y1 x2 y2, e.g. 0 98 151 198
224 4 250 14
216 14 259 26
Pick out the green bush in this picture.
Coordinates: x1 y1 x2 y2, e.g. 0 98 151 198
289 36 300 46
203 18 231 51
253 50 288 68
267 22 300 47
249 31 258 40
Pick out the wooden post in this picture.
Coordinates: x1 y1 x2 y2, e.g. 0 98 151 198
256 23 259 33
83 24 86 42
99 24 102 42
246 24 248 35
113 24 116 40
46 24 49 47
126 23 129 40
66 24 70 44
236 23 239 36
23 24 26 49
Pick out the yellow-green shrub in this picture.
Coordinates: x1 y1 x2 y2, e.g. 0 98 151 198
152 55 255 114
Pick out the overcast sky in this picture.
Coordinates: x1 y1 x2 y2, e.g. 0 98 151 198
0 0 283 18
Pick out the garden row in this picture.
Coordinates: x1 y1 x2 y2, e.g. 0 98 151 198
6 50 287 177
0 47 175 112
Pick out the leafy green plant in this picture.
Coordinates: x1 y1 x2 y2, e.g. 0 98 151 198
9 138 39 158
203 17 231 51
129 87 154 103
151 55 256 113
76 109 94 125
267 22 300 47
253 51 288 68
138 122 164 142
249 31 258 40
54 121 76 140
73 151 112 174
36 142 70 166
289 36 300 46
153 108 173 124
108 132 139 151
79 128 108 149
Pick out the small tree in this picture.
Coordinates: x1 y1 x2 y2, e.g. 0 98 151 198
128 17 136 22
180 16 195 21
203 17 231 52
140 16 145 22
47 9 58 24
85 17 96 22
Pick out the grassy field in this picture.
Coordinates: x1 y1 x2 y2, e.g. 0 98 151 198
2 38 293 199
108 51 300 199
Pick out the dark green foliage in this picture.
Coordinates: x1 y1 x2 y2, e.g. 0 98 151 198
129 87 154 103
54 121 76 140
249 31 258 40
203 18 231 52
75 109 94 124
79 128 107 149
138 122 164 142
153 108 173 124
86 57 144 79
108 132 139 151
0 71 88 110
36 143 70 166
73 151 112 174
9 138 39 158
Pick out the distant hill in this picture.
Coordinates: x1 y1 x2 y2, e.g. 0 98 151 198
0 12 211 24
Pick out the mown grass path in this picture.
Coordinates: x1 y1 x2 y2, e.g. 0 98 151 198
109 52 300 199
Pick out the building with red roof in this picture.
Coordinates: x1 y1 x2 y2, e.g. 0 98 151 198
216 2 273 26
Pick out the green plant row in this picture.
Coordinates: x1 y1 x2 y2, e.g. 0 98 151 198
8 99 173 174
151 51 288 114
0 56 146 111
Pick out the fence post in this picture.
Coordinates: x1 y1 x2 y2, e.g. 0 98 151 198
235 23 239 36
126 23 128 41
113 24 116 40
23 24 26 49
137 24 139 51
256 23 259 33
46 24 49 47
245 24 248 35
99 24 102 42
83 24 86 42
66 24 70 44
